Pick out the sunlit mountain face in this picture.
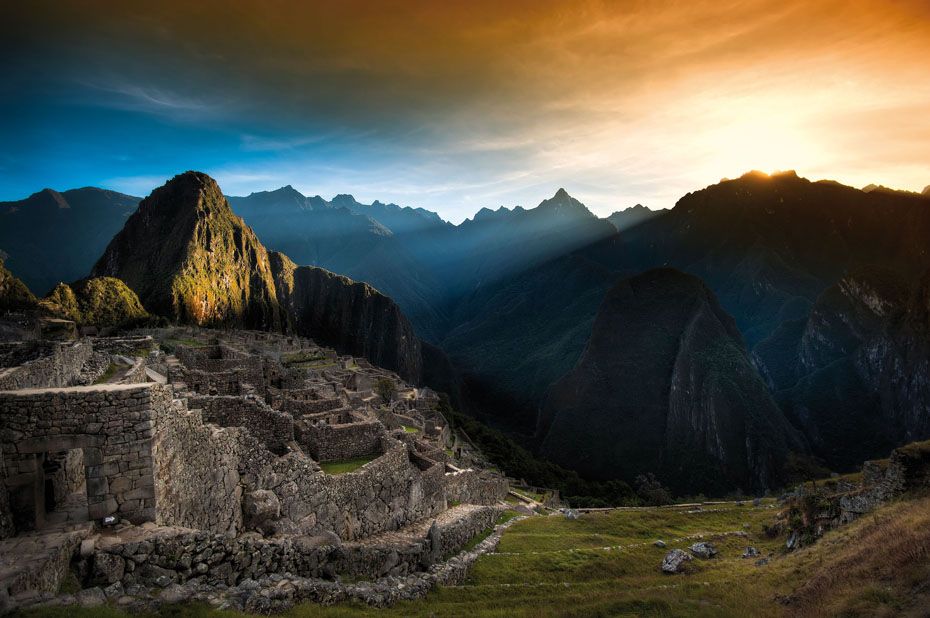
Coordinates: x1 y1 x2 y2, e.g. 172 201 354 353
2 0 929 220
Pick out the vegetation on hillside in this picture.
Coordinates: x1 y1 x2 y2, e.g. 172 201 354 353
39 277 151 329
438 395 638 507
0 259 38 312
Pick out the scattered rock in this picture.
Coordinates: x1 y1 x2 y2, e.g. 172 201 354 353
741 546 759 558
661 549 693 574
76 587 107 608
689 542 717 559
755 557 770 567
562 509 579 520
654 540 667 548
159 583 190 604
92 552 125 585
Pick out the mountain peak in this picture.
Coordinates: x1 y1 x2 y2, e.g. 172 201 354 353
922 184 929 196
33 188 70 209
537 188 594 218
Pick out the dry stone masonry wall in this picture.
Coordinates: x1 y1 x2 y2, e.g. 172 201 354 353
0 327 510 613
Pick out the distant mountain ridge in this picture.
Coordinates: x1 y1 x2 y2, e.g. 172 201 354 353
605 204 665 231
0 187 139 295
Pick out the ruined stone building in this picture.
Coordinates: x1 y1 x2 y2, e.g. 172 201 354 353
0 328 509 612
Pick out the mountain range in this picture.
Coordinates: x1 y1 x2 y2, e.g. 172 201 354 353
3 169 930 494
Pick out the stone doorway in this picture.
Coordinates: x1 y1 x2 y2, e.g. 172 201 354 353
7 443 92 533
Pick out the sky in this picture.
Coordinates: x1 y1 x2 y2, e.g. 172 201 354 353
1 0 929 223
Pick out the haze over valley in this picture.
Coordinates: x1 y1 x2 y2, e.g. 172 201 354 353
2 1 930 615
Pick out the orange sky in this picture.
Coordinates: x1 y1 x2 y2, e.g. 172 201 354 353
3 0 930 219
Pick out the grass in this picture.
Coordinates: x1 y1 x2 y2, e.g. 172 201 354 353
16 496 930 617
401 425 420 433
319 457 376 475
282 351 327 365
92 362 120 384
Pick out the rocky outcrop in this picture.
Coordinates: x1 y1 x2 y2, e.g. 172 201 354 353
92 171 287 331
540 268 805 494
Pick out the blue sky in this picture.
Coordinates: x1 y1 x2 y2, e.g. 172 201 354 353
2 1 928 223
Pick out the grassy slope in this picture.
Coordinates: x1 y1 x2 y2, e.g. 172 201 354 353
17 496 930 617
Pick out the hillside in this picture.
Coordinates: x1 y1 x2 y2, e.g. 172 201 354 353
0 188 138 296
539 268 805 494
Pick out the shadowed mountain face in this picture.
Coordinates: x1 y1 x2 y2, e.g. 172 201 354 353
229 186 617 342
0 188 139 296
755 267 930 470
539 268 805 494
91 172 423 382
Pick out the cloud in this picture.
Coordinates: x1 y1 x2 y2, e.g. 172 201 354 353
3 0 930 216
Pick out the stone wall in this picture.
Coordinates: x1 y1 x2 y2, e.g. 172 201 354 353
175 345 265 388
268 440 447 541
175 368 243 396
150 392 248 536
91 527 338 588
444 470 510 506
89 505 500 588
0 442 13 539
276 397 343 415
47 449 85 505
188 394 294 454
296 419 383 462
0 341 92 391
0 384 162 528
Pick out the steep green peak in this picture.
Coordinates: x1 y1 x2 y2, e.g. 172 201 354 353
140 170 232 220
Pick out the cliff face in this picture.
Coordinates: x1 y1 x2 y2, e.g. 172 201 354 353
92 171 286 331
270 252 422 383
539 268 805 494
760 267 930 469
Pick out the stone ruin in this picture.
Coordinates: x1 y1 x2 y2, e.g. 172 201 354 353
0 327 509 612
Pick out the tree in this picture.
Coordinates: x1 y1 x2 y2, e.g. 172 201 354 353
375 377 396 403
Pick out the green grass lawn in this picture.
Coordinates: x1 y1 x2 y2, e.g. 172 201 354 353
21 497 928 617
319 457 376 475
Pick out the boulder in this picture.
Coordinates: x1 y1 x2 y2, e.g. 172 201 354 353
76 587 107 607
92 552 125 585
741 546 760 558
661 549 692 574
244 490 281 531
689 542 718 559
654 540 667 548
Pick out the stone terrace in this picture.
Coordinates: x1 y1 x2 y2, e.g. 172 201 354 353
0 327 509 612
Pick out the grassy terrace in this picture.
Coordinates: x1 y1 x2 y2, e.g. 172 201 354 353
16 495 930 617
318 457 376 475
92 362 120 385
